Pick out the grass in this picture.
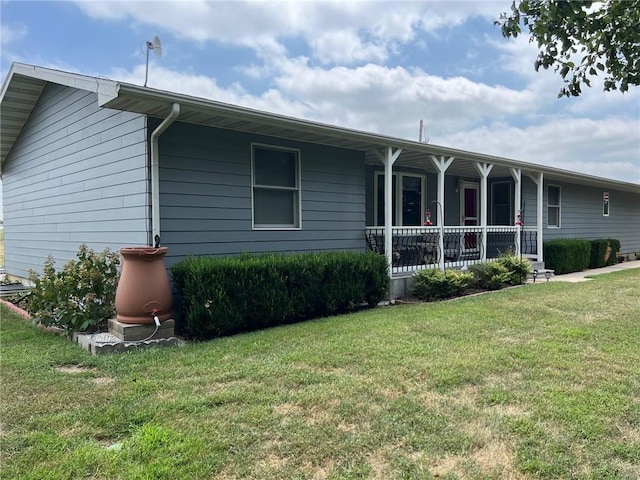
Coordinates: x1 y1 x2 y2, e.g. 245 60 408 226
1 269 639 479
0 229 4 266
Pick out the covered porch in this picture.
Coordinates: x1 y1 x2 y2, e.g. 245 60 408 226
364 147 546 278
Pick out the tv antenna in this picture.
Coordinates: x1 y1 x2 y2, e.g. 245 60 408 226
144 35 162 87
418 119 430 143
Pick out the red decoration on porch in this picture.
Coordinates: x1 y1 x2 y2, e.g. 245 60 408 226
424 210 432 226
514 213 523 226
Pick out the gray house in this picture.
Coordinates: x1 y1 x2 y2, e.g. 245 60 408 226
1 63 639 296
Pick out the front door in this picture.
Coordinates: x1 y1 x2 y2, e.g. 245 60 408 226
461 183 479 250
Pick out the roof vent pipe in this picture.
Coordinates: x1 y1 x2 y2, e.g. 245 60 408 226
150 102 180 245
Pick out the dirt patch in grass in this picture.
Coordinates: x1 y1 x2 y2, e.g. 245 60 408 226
54 365 94 374
54 365 114 385
273 403 303 416
431 440 521 479
91 376 115 386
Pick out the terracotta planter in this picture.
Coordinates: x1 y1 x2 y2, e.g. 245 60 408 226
115 247 173 324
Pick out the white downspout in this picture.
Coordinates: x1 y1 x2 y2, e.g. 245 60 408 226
150 103 180 245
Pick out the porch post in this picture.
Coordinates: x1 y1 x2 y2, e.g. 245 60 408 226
475 162 493 262
528 172 544 263
375 146 402 276
510 168 522 256
430 155 454 270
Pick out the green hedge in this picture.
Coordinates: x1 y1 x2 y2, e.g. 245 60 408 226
606 239 621 264
543 239 591 274
589 239 621 268
171 252 389 339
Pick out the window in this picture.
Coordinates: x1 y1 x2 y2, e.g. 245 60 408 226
374 172 425 226
603 192 610 216
547 185 561 228
491 182 512 225
252 144 300 229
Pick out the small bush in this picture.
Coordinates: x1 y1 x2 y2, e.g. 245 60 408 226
495 251 531 285
171 251 389 339
411 269 474 301
606 239 621 265
468 252 530 290
469 262 512 290
27 245 120 335
543 239 590 274
589 239 613 268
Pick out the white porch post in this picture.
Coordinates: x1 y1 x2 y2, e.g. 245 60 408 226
528 172 544 262
430 155 454 269
375 146 402 275
510 168 522 256
475 162 493 262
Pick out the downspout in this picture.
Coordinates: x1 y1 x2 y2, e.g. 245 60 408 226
150 103 180 246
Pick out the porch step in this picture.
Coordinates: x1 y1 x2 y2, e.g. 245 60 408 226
529 261 545 270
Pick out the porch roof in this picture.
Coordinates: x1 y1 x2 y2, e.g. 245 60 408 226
2 62 639 193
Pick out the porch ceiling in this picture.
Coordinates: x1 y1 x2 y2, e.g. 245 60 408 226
363 149 517 179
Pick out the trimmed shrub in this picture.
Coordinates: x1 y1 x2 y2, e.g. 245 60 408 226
589 239 614 268
543 239 590 274
171 251 388 339
411 269 474 301
27 245 120 335
606 239 621 265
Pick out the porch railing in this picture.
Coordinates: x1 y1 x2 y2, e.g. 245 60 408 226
365 226 538 275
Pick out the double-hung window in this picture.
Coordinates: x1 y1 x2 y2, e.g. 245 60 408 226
252 144 301 229
547 185 561 228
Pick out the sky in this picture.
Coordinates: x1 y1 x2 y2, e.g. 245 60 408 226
1 0 639 219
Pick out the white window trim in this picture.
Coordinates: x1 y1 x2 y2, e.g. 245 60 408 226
490 181 512 226
373 171 426 226
547 184 561 229
603 192 610 217
251 143 302 230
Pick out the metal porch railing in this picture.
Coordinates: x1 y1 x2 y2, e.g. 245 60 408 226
365 225 538 275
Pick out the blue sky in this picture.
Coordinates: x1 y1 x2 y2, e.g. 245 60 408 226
1 0 639 218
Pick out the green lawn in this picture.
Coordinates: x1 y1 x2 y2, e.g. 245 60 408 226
1 269 639 479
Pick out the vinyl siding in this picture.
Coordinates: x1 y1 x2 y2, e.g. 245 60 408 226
542 181 640 253
2 83 148 278
158 122 366 267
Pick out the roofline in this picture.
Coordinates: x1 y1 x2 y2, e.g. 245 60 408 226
1 62 119 105
2 62 639 192
112 82 640 191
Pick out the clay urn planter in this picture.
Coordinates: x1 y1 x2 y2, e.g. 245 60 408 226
115 247 173 324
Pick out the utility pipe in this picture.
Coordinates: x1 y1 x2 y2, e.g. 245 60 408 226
150 103 180 245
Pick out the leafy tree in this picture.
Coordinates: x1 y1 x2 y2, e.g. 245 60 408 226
497 0 640 96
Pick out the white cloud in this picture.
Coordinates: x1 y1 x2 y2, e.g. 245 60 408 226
310 30 388 65
63 0 639 184
0 23 28 46
437 117 640 183
74 0 510 63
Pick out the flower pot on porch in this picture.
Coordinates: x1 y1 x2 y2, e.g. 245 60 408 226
115 247 173 324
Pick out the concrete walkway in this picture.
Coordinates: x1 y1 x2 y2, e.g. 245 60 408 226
551 260 640 283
